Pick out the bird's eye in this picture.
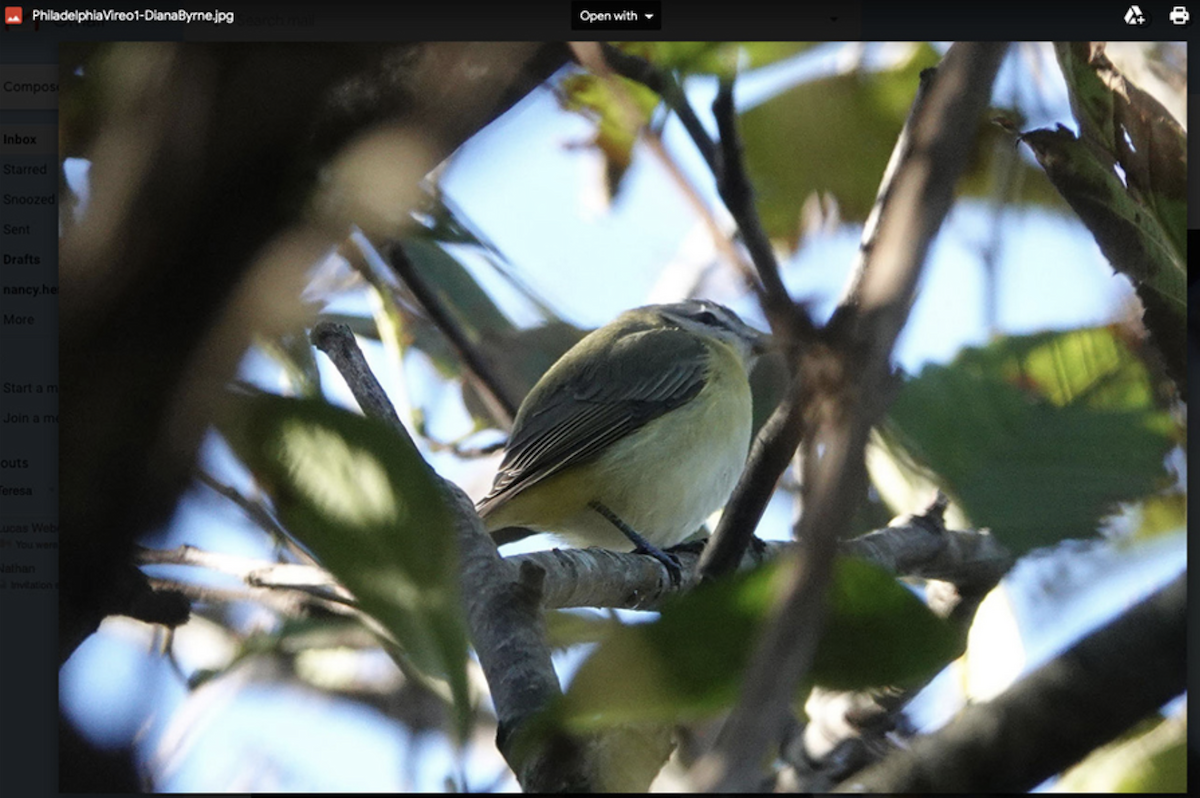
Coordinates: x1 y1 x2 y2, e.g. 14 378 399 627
693 310 721 326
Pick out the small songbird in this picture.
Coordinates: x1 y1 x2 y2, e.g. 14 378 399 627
476 299 767 576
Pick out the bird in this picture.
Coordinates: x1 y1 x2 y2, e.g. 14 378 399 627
476 299 767 579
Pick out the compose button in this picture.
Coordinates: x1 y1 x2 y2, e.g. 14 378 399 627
572 1 661 30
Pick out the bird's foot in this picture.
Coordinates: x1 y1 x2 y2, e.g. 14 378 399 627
632 541 683 586
588 500 683 586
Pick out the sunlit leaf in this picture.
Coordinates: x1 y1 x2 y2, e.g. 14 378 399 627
1129 491 1187 542
559 70 661 196
1055 711 1186 793
1021 44 1187 390
1054 42 1186 259
222 394 471 739
615 41 814 78
1020 128 1185 341
879 328 1177 555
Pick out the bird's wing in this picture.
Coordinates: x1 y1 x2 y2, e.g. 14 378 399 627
477 327 710 514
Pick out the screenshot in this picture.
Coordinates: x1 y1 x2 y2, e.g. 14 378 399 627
0 1 1191 793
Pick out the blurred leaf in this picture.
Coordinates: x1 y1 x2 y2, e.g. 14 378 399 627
398 239 515 344
880 328 1177 555
615 41 814 78
222 393 471 740
813 557 962 690
256 330 323 397
544 608 622 650
740 44 1059 246
559 70 661 197
1129 491 1187 542
739 44 935 242
866 428 970 533
1055 711 1186 793
561 556 958 727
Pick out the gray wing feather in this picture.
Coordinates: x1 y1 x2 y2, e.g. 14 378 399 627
478 328 709 512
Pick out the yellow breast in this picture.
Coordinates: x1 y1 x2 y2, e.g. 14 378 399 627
483 338 753 550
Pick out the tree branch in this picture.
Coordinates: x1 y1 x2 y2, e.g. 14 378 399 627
711 78 799 332
699 366 806 581
311 320 595 790
694 43 1010 791
574 41 761 294
597 43 810 338
383 243 520 427
598 43 720 175
597 49 819 583
839 571 1186 793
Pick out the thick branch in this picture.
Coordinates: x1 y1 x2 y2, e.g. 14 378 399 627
839 572 1186 793
312 321 593 790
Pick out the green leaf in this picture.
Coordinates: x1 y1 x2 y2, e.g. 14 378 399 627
559 70 661 197
256 330 323 397
1055 711 1186 793
560 556 959 728
812 557 962 690
741 48 936 239
398 239 516 349
739 44 1060 246
615 41 814 78
388 239 586 427
1020 126 1185 335
1023 44 1187 390
1129 491 1187 542
1053 43 1187 259
222 394 471 740
879 328 1177 555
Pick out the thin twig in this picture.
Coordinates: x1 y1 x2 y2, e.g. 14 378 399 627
195 470 295 548
694 43 1010 792
598 44 810 340
573 41 761 294
597 45 821 584
698 367 806 581
711 78 800 334
311 319 406 430
385 242 519 427
599 43 720 173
